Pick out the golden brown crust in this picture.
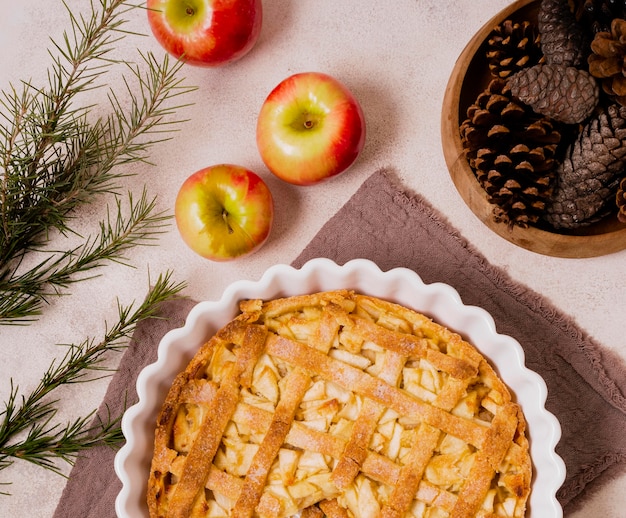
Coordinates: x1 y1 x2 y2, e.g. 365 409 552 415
147 290 532 517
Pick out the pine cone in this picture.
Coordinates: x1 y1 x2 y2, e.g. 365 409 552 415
460 78 563 228
588 18 626 106
486 19 544 79
544 104 626 228
617 176 626 222
508 63 599 123
576 0 626 34
539 0 588 66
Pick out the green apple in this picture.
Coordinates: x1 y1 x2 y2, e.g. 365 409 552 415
256 72 366 185
175 164 274 261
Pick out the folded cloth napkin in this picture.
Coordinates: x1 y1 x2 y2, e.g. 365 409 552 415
54 168 626 517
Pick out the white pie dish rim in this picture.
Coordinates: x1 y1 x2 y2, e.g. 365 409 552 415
114 257 565 517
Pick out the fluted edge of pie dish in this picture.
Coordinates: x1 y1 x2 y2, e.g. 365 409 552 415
114 257 565 517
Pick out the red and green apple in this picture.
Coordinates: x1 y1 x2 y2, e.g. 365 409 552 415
147 0 262 67
256 72 366 185
175 164 273 261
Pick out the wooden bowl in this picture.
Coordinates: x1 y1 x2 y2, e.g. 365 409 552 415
441 0 626 258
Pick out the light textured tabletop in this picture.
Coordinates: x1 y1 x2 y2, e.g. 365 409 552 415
1 1 625 517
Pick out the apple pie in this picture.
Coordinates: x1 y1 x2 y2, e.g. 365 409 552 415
147 290 531 518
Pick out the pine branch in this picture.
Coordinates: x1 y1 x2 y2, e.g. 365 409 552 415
0 405 123 485
1 0 131 246
0 0 196 323
0 188 171 323
0 49 193 261
0 271 186 489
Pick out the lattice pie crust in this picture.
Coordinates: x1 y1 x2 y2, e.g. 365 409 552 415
147 290 531 518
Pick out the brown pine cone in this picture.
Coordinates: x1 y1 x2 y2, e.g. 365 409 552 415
460 78 563 228
539 0 588 66
508 63 599 124
588 18 626 106
544 104 626 228
486 19 544 79
617 176 626 222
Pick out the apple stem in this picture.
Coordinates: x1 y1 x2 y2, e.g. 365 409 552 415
304 119 314 129
222 210 234 234
186 6 195 16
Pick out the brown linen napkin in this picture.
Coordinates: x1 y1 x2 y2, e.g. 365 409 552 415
54 168 626 516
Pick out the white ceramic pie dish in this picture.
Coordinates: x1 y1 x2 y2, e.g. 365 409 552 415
114 257 565 517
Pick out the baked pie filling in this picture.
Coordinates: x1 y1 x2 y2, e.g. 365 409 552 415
147 290 531 518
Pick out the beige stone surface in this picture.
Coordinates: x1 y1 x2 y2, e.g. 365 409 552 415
1 1 625 516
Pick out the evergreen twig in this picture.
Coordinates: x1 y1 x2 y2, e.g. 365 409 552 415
0 271 186 492
0 189 171 323
0 0 196 323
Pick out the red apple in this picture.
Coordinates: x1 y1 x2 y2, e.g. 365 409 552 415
256 72 366 185
147 0 262 67
175 164 273 261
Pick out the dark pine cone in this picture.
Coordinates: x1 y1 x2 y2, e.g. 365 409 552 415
576 0 626 34
486 19 544 79
544 104 626 228
539 0 589 66
588 18 626 106
508 63 599 124
460 78 563 228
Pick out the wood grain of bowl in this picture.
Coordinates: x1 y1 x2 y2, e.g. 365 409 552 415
441 0 626 258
